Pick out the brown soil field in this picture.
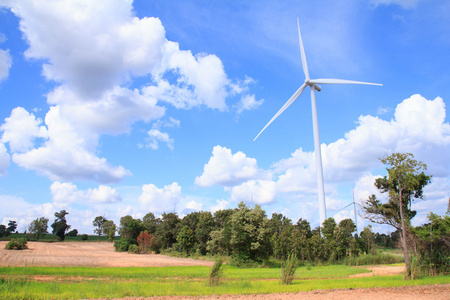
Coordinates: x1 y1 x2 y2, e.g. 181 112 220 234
1 241 448 300
0 241 213 267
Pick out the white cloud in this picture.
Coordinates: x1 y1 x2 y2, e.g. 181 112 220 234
234 94 264 115
0 49 12 82
1 107 47 153
195 145 268 187
138 182 182 214
211 199 230 212
185 200 203 211
50 181 122 205
369 0 421 9
146 129 174 150
230 179 276 204
0 143 10 175
11 107 131 183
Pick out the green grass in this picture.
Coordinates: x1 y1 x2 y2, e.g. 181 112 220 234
1 265 448 300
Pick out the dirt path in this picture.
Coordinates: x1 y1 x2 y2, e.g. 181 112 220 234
0 241 213 267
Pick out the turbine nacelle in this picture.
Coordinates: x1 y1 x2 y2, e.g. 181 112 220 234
314 84 321 92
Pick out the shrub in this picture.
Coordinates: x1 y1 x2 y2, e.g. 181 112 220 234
80 234 88 240
66 229 78 237
128 244 139 254
114 239 130 252
137 231 152 253
343 252 404 266
5 238 28 250
207 257 224 286
281 254 298 285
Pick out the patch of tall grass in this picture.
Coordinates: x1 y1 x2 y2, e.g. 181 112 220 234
343 253 404 266
207 257 224 286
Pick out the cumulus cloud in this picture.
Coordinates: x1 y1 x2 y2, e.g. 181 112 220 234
10 106 131 183
138 182 182 213
1 107 47 153
195 145 268 187
145 129 174 150
0 0 258 184
0 142 10 175
230 179 276 204
50 181 122 205
0 49 12 82
234 94 264 115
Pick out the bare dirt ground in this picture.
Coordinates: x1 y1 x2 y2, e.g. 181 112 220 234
1 242 448 299
0 241 213 267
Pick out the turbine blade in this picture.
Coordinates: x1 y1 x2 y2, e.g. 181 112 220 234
309 78 382 86
254 83 307 141
297 18 310 81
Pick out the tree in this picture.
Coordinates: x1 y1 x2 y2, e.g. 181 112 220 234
93 216 107 241
292 218 312 261
137 230 152 253
195 211 215 254
102 220 116 242
157 212 180 249
51 210 71 241
7 220 17 234
334 219 356 259
0 225 7 237
362 153 431 277
177 225 195 254
142 212 160 234
359 225 375 255
29 217 49 240
119 215 142 244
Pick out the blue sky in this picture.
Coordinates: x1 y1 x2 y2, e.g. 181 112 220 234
0 0 449 234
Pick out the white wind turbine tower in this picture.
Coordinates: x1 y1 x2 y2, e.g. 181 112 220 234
254 18 382 228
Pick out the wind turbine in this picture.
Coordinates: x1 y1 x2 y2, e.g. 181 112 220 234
254 18 381 228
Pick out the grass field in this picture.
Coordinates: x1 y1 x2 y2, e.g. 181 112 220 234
1 264 449 299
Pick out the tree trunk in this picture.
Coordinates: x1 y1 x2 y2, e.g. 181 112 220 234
399 187 411 278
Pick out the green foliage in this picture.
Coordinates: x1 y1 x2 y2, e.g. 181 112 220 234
412 212 450 276
142 212 160 234
93 216 107 240
28 217 49 240
5 238 28 250
157 212 180 249
177 225 195 254
0 225 8 237
102 220 116 242
80 234 88 241
114 239 130 252
280 253 299 285
66 229 78 237
362 153 431 278
51 210 70 241
7 220 17 234
119 215 143 244
207 257 224 286
128 244 139 254
343 252 404 266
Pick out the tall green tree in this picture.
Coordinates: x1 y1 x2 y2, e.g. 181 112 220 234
142 212 160 234
28 217 49 240
7 220 17 234
334 219 356 259
102 220 116 242
119 215 143 244
177 225 195 254
51 210 70 241
362 153 431 277
157 212 180 249
195 211 215 254
93 216 107 241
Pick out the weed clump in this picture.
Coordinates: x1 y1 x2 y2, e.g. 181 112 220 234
281 254 298 285
208 257 224 286
5 238 28 250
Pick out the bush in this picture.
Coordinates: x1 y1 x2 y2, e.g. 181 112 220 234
5 238 28 250
281 254 298 285
80 234 88 240
128 244 139 254
342 252 404 266
207 257 224 286
66 229 78 237
114 239 130 252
